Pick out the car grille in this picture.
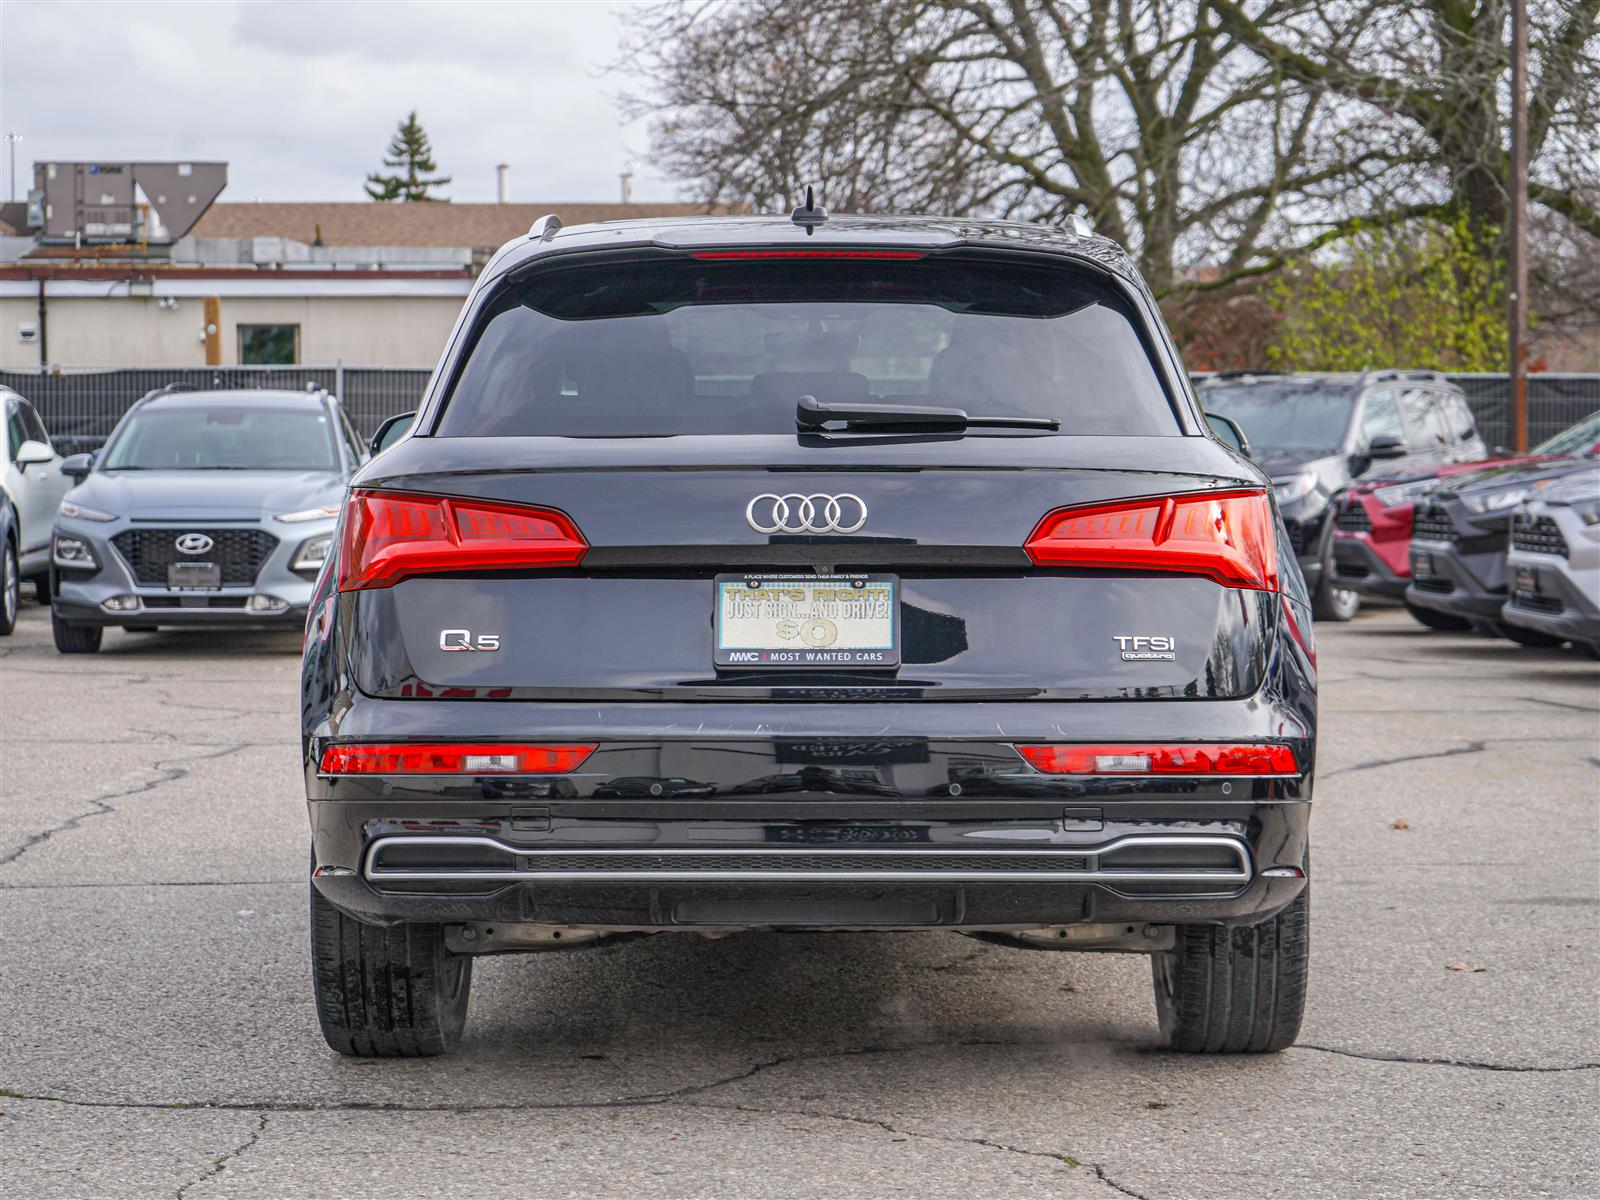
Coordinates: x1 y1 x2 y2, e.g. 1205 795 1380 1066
1512 515 1568 558
1511 592 1564 615
1412 577 1454 594
1285 519 1314 555
1411 507 1457 544
1336 503 1373 533
112 528 278 587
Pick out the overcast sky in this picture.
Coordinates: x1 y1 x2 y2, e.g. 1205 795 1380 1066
0 0 679 206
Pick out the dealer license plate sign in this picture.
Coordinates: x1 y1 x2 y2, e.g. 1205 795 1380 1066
714 574 899 668
167 562 222 590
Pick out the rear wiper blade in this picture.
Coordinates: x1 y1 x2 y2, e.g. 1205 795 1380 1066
796 394 1059 432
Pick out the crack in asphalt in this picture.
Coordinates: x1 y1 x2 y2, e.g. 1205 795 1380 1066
677 1097 1147 1197
174 1112 267 1200
1292 1044 1600 1073
1322 736 1585 779
0 745 247 868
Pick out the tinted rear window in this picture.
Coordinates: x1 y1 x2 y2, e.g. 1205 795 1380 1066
436 253 1178 437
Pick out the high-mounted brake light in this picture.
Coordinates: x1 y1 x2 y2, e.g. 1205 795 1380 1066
1014 743 1297 775
1025 489 1278 591
339 490 587 591
320 743 597 775
692 249 926 260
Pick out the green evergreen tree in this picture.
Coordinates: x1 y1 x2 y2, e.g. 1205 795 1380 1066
364 111 451 202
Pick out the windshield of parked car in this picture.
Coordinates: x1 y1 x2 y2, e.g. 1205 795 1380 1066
101 407 339 471
1199 384 1356 457
1533 412 1600 456
435 252 1179 437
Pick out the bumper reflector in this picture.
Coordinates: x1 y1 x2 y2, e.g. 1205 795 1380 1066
1015 743 1297 775
319 743 596 775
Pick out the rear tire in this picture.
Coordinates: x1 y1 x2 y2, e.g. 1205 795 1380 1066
1500 623 1564 648
1152 885 1309 1053
1404 600 1472 632
1312 577 1360 622
0 538 18 636
309 879 472 1057
51 609 103 654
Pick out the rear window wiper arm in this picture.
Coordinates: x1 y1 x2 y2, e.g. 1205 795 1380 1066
796 394 1059 432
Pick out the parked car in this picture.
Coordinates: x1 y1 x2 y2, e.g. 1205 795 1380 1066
1502 470 1600 657
1405 455 1597 643
1 387 72 634
51 387 366 653
1197 370 1486 622
303 209 1316 1058
1330 411 1600 630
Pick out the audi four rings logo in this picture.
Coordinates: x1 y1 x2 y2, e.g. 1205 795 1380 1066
745 493 868 535
174 533 214 555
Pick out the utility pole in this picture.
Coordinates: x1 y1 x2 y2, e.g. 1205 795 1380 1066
3 132 21 203
1509 0 1529 452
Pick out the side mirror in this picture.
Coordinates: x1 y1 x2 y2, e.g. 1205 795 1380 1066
369 412 416 457
15 439 54 471
1367 435 1407 460
59 453 95 483
1204 412 1252 460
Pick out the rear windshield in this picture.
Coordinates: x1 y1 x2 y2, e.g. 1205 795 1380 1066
1199 384 1355 456
102 407 338 471
435 253 1178 437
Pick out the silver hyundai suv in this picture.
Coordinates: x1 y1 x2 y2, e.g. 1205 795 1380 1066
50 388 365 653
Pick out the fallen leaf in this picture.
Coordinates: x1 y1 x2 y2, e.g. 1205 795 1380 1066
1390 818 1410 830
1446 961 1486 973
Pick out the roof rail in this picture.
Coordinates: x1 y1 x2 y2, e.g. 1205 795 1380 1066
528 213 562 242
1067 213 1093 237
1204 369 1287 381
1365 369 1448 384
135 382 196 405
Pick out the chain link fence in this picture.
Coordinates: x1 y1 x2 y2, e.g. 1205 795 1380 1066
0 365 432 455
4 365 1597 458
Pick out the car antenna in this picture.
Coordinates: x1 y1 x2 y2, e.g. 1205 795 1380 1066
790 184 827 235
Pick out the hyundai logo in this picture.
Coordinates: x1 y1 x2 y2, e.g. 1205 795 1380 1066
745 492 867 535
174 533 215 555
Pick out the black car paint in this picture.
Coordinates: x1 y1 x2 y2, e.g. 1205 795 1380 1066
302 215 1316 934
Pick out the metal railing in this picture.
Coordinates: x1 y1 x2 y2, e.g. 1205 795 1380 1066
0 364 432 454
5 365 1597 458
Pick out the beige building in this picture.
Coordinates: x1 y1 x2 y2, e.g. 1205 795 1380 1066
0 201 709 370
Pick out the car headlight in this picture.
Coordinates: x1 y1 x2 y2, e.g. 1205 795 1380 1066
291 533 333 573
1462 487 1530 514
1271 471 1317 504
275 505 341 523
1373 480 1434 508
53 535 98 569
1569 498 1600 526
59 500 117 522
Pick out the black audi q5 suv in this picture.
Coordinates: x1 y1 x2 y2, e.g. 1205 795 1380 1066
302 209 1316 1058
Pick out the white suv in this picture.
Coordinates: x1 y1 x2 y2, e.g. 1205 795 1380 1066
1 388 70 635
1503 469 1600 658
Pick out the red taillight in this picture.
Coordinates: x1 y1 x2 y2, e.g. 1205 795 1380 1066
339 490 587 590
691 249 926 260
319 743 596 775
1024 489 1278 591
1014 743 1297 775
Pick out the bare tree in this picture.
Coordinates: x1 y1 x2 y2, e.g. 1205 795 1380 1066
623 0 1359 296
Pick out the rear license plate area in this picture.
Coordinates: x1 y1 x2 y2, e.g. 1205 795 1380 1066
167 562 222 590
714 573 899 668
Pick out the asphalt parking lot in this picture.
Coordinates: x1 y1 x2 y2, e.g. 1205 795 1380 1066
0 595 1596 1200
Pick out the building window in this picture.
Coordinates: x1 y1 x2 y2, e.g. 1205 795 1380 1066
239 324 299 365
